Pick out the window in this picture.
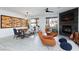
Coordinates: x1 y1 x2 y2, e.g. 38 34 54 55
49 18 58 28
30 18 39 27
46 17 58 32
30 19 36 26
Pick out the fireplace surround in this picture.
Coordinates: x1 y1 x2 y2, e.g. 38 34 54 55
59 8 78 36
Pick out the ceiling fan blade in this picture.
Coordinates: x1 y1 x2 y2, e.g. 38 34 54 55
47 11 53 12
45 8 48 12
45 8 53 13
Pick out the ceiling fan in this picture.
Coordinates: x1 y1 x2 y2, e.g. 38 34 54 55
45 8 53 13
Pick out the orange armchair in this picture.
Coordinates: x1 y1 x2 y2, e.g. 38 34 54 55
45 28 58 37
38 31 56 46
70 32 79 45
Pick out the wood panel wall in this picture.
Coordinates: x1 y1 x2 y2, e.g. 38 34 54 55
0 15 28 28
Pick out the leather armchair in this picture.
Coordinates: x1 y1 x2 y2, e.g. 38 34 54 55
70 32 79 45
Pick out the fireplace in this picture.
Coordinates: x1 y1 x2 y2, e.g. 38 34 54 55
59 8 78 36
62 25 72 35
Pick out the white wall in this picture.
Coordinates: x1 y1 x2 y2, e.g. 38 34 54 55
0 8 25 18
0 28 14 38
0 9 25 38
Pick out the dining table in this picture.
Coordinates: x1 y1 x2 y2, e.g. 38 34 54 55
15 27 28 39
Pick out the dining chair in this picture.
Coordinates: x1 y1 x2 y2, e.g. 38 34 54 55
13 29 22 38
13 29 18 38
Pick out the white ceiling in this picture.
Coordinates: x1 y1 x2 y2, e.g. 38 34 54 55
0 7 76 17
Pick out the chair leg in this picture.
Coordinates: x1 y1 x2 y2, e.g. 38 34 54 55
13 35 16 39
13 35 17 39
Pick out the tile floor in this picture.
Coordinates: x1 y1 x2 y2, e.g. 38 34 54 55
0 34 79 51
